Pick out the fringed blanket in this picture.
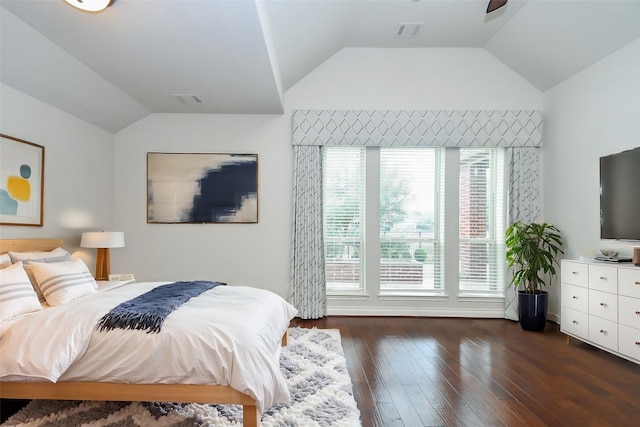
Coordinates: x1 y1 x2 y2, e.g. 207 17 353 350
97 280 224 333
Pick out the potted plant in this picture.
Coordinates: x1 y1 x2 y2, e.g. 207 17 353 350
506 221 564 331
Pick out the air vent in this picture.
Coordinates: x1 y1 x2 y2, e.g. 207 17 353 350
172 94 203 105
396 23 422 38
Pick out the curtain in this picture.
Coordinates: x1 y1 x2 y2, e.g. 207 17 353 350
290 145 326 319
504 147 541 321
290 110 543 320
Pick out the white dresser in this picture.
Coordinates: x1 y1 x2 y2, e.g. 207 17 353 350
561 259 640 364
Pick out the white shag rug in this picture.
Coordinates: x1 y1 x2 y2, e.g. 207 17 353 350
2 327 361 427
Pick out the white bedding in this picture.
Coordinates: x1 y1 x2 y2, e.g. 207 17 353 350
0 282 298 412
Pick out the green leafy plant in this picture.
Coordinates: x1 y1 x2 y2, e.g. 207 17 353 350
506 221 564 294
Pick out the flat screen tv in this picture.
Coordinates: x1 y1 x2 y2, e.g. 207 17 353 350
600 147 640 241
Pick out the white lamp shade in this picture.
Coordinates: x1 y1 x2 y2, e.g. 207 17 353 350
81 231 125 249
64 0 116 12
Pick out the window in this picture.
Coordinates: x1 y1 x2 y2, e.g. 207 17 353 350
459 149 505 294
323 146 505 298
379 148 444 292
323 147 365 292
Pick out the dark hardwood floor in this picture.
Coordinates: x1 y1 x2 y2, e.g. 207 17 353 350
291 316 640 427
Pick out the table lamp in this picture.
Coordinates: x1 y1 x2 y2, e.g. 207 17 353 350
80 231 125 280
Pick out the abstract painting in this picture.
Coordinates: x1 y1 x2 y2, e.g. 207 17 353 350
147 152 258 223
0 134 44 226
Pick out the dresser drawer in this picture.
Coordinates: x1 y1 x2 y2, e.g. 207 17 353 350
619 295 640 329
618 268 640 298
589 265 617 294
618 324 640 362
562 283 588 312
561 307 588 340
589 316 618 351
588 289 618 322
561 260 588 287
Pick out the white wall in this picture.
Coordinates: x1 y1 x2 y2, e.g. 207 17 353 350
112 113 293 297
113 47 543 313
286 48 542 110
543 38 640 319
0 84 114 268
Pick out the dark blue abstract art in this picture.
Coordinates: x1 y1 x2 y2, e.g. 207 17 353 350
147 152 258 223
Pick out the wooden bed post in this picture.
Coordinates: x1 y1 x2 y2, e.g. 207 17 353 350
243 405 260 427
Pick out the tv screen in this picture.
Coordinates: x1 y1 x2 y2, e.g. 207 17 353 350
600 147 640 241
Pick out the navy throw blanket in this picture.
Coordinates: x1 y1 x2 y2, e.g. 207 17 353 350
97 280 224 334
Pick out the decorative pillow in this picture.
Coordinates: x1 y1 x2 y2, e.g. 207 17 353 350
22 254 73 302
0 253 12 269
8 247 70 264
0 262 43 322
29 259 97 306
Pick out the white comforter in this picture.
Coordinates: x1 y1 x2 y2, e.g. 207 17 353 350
0 282 298 412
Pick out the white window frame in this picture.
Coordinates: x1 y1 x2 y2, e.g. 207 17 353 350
323 146 506 301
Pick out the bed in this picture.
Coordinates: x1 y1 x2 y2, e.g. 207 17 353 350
0 238 297 427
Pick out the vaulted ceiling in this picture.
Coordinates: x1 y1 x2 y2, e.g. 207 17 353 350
2 0 639 133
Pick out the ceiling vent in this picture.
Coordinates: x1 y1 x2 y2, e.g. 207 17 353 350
396 23 423 38
172 94 203 105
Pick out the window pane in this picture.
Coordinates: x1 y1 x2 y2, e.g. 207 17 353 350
323 147 365 292
459 149 505 294
380 148 443 291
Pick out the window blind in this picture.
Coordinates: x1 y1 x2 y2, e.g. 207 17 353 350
323 147 365 292
379 148 444 292
459 149 505 294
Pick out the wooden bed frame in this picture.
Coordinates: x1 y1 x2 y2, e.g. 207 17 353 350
0 238 288 427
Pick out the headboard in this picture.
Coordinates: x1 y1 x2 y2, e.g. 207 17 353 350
0 239 65 254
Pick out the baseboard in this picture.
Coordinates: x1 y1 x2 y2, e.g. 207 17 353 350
547 312 560 325
326 306 505 318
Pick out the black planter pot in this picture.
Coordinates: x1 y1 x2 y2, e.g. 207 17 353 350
517 291 549 331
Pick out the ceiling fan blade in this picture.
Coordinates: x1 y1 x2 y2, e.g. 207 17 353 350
487 0 508 13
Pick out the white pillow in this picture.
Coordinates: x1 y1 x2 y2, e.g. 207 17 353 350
0 262 43 322
8 247 70 264
29 259 97 306
22 254 73 301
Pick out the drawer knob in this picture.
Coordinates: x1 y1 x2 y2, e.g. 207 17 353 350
636 342 640 346
636 281 640 285
600 303 606 307
572 271 578 275
572 320 578 324
599 276 606 280
600 329 606 334
572 296 577 299
636 311 640 315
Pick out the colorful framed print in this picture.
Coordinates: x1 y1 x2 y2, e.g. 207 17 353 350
147 152 258 224
0 134 45 226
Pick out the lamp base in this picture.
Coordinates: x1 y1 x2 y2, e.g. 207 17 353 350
95 248 111 281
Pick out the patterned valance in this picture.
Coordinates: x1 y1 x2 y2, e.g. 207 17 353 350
292 110 543 147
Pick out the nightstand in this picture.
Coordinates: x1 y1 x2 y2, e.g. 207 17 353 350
96 279 135 292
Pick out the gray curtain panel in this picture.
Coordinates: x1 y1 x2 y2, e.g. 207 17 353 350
291 110 543 319
504 147 541 321
290 145 326 319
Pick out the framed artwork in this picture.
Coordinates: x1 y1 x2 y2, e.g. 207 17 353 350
0 134 44 226
147 152 258 224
